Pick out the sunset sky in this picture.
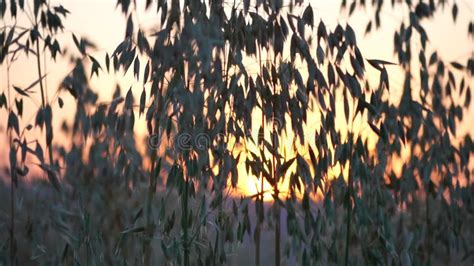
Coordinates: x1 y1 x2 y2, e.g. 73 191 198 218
1 0 473 198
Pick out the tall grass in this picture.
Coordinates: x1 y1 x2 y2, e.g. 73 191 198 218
1 0 473 265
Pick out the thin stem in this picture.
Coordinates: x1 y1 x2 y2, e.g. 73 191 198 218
182 66 192 266
273 160 280 266
183 160 190 266
425 192 431 263
36 38 46 108
6 45 16 266
345 102 357 266
10 171 15 266
144 150 158 265
344 168 352 266
274 198 280 266
256 216 261 266
271 74 280 266
255 34 264 266
35 27 56 188
6 57 12 108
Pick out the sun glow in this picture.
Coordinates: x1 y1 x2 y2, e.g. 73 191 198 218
227 104 346 202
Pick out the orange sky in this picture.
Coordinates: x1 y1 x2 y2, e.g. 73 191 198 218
1 0 473 198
